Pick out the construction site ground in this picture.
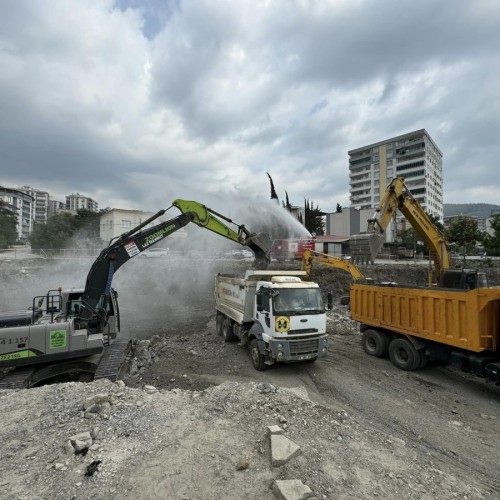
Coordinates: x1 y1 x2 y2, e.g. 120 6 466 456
0 256 499 500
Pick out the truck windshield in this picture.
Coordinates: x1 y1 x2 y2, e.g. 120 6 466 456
273 288 324 315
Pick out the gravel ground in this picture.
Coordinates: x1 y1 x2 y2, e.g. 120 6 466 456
0 256 499 499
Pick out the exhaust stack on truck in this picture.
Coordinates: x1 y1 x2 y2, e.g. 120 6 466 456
215 270 328 370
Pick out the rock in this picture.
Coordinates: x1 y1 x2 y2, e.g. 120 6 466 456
115 380 126 387
272 479 313 500
267 425 283 436
69 431 93 452
236 459 249 470
144 385 158 393
54 463 65 471
271 435 302 466
85 403 102 415
64 440 75 455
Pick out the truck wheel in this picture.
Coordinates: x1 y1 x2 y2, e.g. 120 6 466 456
216 314 224 336
222 318 234 342
362 329 388 358
418 349 428 369
388 338 420 371
249 339 267 371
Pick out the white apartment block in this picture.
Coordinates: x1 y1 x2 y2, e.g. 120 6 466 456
66 193 98 212
348 129 444 221
100 209 188 244
0 186 34 240
17 186 50 224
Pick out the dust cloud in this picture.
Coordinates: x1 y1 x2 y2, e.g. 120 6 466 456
1 191 309 340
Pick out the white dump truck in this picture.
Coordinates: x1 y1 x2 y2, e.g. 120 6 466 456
215 270 328 370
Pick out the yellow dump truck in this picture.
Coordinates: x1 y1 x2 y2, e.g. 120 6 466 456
351 282 500 382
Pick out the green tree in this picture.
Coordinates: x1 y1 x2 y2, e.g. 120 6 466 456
445 216 482 259
0 207 18 248
427 213 444 233
304 199 325 236
482 215 500 256
29 213 77 249
266 172 279 201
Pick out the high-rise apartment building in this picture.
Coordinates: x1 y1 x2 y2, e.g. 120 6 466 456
348 129 443 221
66 193 98 212
18 186 50 224
0 186 34 240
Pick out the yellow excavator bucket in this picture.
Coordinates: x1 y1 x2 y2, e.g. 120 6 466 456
349 233 384 264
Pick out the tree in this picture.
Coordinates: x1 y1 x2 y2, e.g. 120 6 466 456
482 215 500 256
30 213 77 249
284 191 292 212
445 216 482 259
304 199 325 236
0 207 18 248
266 172 279 202
427 213 444 233
336 203 342 213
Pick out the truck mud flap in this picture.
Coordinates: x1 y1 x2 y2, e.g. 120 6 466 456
94 338 132 382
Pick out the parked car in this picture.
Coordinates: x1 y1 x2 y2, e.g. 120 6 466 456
140 247 169 258
224 249 253 259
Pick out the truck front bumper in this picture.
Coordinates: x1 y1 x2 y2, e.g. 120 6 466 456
268 335 328 362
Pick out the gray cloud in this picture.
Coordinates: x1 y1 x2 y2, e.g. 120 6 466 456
0 0 499 217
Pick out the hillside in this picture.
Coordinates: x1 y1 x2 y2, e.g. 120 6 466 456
444 203 500 219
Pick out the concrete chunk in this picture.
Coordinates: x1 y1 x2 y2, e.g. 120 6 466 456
272 479 313 500
271 434 301 466
267 425 283 436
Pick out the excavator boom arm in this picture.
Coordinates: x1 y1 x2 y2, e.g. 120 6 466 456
173 199 271 267
352 177 450 284
302 249 364 281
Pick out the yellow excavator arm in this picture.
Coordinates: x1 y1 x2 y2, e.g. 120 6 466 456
172 199 271 268
350 177 450 285
302 249 364 281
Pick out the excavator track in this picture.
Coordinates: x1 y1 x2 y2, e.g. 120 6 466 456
0 339 132 389
0 366 37 390
94 338 132 382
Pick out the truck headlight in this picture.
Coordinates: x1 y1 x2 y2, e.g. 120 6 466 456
277 343 284 350
322 347 327 353
277 352 284 358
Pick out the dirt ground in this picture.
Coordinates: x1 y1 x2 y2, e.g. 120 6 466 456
0 256 499 499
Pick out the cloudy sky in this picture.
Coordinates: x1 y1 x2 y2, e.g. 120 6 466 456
1 0 499 215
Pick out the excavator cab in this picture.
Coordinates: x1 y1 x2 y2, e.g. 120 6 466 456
440 269 488 290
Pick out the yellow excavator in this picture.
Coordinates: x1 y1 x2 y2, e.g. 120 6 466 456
349 177 486 289
302 249 364 281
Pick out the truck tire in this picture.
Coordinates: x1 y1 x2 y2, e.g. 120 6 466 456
362 329 388 358
222 318 234 342
216 314 224 337
418 349 428 369
249 339 267 371
388 338 420 371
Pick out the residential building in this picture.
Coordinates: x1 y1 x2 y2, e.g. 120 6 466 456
0 186 34 240
66 193 98 212
100 209 188 243
348 129 443 222
48 199 69 218
326 207 374 239
17 186 50 224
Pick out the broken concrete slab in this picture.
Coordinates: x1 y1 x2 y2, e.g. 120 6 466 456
267 425 283 436
272 479 313 500
271 434 301 466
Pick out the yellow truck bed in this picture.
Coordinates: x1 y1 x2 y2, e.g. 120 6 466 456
350 284 500 353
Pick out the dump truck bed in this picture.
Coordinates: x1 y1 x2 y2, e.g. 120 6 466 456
350 284 500 353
